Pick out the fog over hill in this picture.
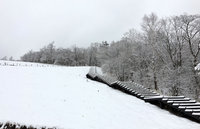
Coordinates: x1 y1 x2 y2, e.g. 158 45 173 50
0 0 200 59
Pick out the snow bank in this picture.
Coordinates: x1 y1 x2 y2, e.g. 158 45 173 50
0 61 199 129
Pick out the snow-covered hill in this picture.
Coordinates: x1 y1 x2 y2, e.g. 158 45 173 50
0 61 200 129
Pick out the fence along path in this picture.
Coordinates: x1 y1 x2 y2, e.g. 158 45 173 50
86 67 200 123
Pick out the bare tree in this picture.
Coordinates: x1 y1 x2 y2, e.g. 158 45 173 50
141 13 162 91
179 14 200 99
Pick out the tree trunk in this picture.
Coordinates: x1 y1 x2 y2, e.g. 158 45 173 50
193 57 200 99
153 72 158 91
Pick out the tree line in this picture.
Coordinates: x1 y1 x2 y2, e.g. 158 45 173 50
21 41 103 66
21 13 200 100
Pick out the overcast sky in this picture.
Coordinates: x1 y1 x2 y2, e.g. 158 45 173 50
0 0 200 59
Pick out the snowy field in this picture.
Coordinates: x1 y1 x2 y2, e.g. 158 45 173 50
0 61 200 129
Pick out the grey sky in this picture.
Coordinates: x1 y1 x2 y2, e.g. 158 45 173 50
0 0 200 59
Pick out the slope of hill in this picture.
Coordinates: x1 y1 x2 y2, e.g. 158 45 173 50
0 61 200 129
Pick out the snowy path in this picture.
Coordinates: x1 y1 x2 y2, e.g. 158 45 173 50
0 64 200 129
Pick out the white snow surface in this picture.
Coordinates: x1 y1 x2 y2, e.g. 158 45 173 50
0 61 200 129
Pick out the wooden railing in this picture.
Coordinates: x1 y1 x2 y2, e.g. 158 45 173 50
86 67 200 123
